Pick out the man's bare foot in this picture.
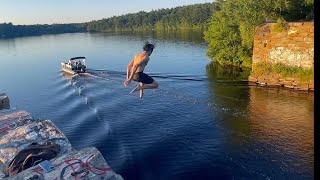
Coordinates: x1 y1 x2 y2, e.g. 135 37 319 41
139 89 144 98
130 84 142 94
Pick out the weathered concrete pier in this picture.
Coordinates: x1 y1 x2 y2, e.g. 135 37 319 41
0 94 123 179
250 22 314 91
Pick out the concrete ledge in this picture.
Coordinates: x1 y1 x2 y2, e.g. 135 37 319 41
0 111 72 166
249 76 314 91
251 81 314 92
0 110 123 179
6 147 123 180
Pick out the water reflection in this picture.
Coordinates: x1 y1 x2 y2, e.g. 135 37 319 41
206 62 252 146
206 61 251 82
206 62 314 177
0 38 16 56
1 31 314 179
90 30 205 45
61 72 75 80
248 86 314 174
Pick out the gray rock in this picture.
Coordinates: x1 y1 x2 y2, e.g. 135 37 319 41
0 112 72 166
1 111 123 180
6 147 123 180
0 94 10 110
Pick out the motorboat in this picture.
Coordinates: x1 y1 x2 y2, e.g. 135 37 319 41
61 57 86 75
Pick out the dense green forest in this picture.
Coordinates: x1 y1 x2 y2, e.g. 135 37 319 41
0 23 86 38
86 3 218 32
0 3 216 38
204 0 314 67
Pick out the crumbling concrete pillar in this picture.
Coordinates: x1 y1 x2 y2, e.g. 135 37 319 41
0 93 10 110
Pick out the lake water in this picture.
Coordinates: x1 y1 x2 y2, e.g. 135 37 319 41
0 31 314 179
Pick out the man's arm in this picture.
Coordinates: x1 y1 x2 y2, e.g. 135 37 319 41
127 65 137 80
124 63 138 87
126 59 134 79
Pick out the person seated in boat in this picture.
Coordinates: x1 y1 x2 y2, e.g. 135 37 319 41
78 60 82 69
74 61 79 70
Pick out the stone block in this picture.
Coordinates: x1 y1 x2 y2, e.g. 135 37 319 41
271 33 286 39
298 32 309 36
308 81 314 89
290 22 304 27
284 85 295 89
287 28 298 35
294 37 305 42
253 22 314 89
258 82 267 86
299 83 309 90
262 76 271 81
294 86 309 91
267 83 280 88
302 43 314 49
303 37 313 42
282 81 292 86
285 78 295 81
266 43 273 49
268 78 280 84
303 22 314 27
292 82 300 86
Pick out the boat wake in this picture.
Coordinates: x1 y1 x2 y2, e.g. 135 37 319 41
60 69 247 118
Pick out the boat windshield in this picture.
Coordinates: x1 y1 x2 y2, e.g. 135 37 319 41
69 58 86 66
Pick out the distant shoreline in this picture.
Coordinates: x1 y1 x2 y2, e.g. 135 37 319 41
1 3 214 39
0 27 204 39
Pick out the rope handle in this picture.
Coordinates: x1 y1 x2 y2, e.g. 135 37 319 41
60 154 111 179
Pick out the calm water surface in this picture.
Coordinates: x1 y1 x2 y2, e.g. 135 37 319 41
0 31 314 179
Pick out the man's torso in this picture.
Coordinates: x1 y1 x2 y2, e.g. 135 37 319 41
133 51 149 73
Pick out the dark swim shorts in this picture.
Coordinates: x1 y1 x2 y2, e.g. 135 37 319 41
132 72 154 84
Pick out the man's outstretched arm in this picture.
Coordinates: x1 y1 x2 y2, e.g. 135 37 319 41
124 64 138 87
127 64 138 81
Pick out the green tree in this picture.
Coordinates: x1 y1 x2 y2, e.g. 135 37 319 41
204 0 313 67
86 3 216 32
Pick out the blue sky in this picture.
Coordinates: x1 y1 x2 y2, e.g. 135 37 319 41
0 0 213 25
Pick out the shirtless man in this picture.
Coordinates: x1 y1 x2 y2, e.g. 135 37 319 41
123 42 159 98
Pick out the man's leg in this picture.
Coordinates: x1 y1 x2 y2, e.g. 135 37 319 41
131 80 158 93
141 80 158 90
139 82 144 98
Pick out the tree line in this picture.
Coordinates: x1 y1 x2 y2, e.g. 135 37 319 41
86 3 218 32
0 22 86 38
0 3 216 38
204 0 314 67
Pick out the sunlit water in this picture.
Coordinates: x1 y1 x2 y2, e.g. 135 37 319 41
0 31 314 179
